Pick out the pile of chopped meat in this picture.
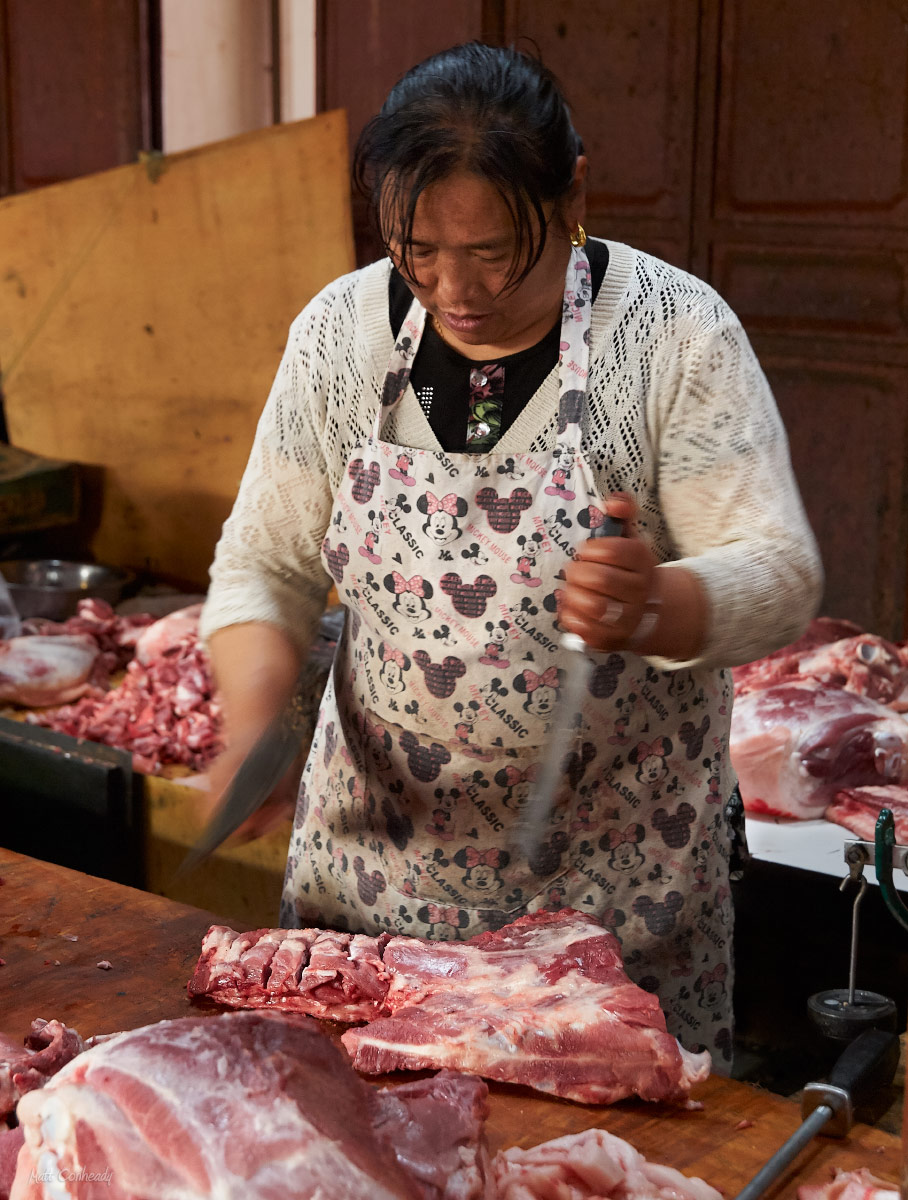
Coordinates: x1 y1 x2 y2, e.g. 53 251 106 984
730 617 908 839
188 909 711 1106
6 1010 722 1200
21 602 224 774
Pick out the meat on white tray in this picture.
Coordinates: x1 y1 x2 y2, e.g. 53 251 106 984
0 636 99 708
10 1011 492 1200
729 682 908 819
188 910 710 1106
825 785 908 844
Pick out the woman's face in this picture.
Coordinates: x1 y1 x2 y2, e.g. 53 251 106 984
384 164 586 357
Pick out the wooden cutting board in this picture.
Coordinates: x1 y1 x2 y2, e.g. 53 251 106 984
0 846 900 1197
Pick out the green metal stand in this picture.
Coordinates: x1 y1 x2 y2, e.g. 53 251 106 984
874 809 908 934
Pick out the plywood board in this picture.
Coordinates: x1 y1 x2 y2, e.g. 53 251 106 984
0 111 355 584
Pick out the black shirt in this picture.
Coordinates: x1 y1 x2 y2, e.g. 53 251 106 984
387 239 609 453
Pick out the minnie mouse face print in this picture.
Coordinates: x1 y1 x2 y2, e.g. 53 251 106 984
383 572 434 621
377 642 410 693
417 491 468 546
513 665 562 717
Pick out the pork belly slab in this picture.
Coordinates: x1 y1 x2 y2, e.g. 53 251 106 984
11 1012 493 1200
342 910 709 1105
188 910 710 1106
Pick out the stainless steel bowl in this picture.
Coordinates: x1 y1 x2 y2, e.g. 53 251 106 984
0 559 137 621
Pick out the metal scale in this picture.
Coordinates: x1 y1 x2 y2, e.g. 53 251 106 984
808 808 907 1042
735 809 905 1200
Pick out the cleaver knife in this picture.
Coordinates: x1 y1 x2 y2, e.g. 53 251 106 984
514 513 625 858
174 668 312 878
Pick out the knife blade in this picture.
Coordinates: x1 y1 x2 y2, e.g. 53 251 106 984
174 665 312 879
514 513 625 858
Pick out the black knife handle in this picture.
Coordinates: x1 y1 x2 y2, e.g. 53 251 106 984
592 514 625 539
825 1026 900 1104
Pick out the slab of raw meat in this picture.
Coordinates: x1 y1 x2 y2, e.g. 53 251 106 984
11 1012 493 1200
0 1019 84 1119
342 910 710 1106
798 1168 899 1200
825 785 908 843
733 617 864 695
0 636 99 707
187 925 392 1021
730 683 908 819
492 1126 722 1200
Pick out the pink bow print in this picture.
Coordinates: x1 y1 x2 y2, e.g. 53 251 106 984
391 572 426 597
464 847 502 869
522 666 560 692
700 962 727 986
607 824 642 850
426 904 462 926
381 645 405 667
425 492 459 516
636 737 668 759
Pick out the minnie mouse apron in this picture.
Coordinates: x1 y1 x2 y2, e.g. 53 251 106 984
281 248 737 1064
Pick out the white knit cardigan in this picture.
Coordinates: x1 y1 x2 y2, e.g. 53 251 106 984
201 240 823 669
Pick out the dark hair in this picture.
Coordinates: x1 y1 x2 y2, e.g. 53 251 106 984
352 42 582 290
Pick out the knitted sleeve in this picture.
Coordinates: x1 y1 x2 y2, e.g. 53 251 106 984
648 291 823 669
199 275 368 657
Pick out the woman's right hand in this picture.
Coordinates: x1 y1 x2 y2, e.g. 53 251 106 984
200 620 307 843
197 736 303 843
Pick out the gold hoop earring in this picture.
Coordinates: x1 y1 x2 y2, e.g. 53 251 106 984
569 224 587 248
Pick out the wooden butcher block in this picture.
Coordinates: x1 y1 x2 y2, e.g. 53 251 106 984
0 846 901 1198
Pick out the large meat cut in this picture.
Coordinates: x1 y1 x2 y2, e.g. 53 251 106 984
10 1011 493 1200
730 683 908 819
0 637 100 707
342 910 709 1105
188 910 710 1106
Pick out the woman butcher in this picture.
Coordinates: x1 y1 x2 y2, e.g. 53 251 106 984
200 42 822 1065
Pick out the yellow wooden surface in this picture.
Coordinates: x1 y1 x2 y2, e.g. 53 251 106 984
0 112 355 586
142 772 291 928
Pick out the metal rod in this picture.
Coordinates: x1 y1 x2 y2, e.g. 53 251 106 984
733 1106 833 1200
847 877 867 1004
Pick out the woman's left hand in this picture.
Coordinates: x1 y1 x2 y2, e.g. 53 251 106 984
560 492 658 652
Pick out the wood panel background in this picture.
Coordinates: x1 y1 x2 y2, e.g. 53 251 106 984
0 112 355 585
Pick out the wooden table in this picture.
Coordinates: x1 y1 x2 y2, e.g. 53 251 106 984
1 847 901 1198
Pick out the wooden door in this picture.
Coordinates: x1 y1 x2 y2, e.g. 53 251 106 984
698 0 908 638
0 0 157 196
